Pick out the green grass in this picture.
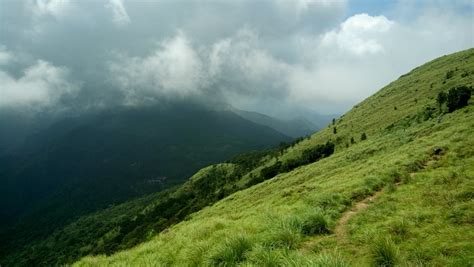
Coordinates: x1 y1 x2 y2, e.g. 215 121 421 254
71 48 474 266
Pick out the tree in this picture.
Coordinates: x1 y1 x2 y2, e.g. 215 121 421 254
332 118 336 125
446 86 471 112
437 91 447 110
333 127 337 134
361 132 367 141
350 137 355 144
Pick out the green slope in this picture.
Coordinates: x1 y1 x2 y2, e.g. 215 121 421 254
75 48 474 266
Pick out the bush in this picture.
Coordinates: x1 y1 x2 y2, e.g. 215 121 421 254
445 70 455 79
371 237 399 267
258 141 335 181
302 141 335 164
361 133 367 141
260 161 283 180
437 91 447 109
446 86 471 112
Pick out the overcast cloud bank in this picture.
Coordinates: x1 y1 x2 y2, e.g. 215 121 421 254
0 0 472 115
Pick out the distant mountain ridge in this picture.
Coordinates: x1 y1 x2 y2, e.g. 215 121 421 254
232 108 319 138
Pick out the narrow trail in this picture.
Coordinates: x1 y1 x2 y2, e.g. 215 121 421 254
332 151 442 241
299 151 442 253
333 190 384 240
300 188 386 252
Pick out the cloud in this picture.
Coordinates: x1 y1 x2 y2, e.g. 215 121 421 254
208 29 290 97
0 0 472 116
321 13 395 56
0 46 13 65
0 57 78 108
106 0 130 26
32 0 72 18
109 32 205 104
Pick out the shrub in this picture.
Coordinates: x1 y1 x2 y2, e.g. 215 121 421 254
445 70 454 79
371 237 399 267
333 127 337 134
437 91 447 109
446 86 472 112
303 141 335 163
260 161 283 180
361 133 367 141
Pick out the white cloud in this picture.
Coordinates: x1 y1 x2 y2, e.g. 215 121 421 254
106 0 131 26
0 59 78 108
208 28 291 99
321 13 395 56
0 46 13 65
109 32 205 104
31 0 72 18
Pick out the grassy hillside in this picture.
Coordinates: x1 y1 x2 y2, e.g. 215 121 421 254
75 48 474 266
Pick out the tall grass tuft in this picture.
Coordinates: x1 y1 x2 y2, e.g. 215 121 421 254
207 235 253 265
313 253 350 267
300 210 330 235
371 236 399 267
264 217 302 249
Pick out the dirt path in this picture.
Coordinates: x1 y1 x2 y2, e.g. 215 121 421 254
334 190 384 239
300 152 442 252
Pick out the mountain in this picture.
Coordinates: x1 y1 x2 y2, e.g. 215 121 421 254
233 108 319 138
0 103 291 261
70 49 472 266
2 49 473 266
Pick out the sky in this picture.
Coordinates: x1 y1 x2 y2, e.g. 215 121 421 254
0 0 473 118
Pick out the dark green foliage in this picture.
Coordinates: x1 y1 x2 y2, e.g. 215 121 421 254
257 141 335 182
437 91 447 108
421 106 437 120
261 161 283 180
302 141 335 163
446 70 455 79
394 106 397 110
333 127 337 134
350 137 355 144
446 86 472 112
361 133 367 141
332 118 336 125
